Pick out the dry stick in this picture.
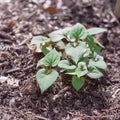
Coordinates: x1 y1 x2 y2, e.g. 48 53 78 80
35 115 49 120
23 64 35 71
67 111 114 119
52 87 69 101
6 67 21 74
114 0 120 18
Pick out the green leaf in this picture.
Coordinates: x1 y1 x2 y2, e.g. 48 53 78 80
87 67 103 79
94 39 104 48
65 43 87 63
89 59 107 70
42 45 52 55
86 35 102 53
87 28 107 35
49 28 70 42
37 49 60 67
36 69 58 93
83 48 91 57
86 32 104 48
72 76 85 91
31 36 50 44
66 69 76 75
58 60 76 70
56 41 66 50
69 23 87 39
75 62 88 77
89 54 107 70
37 58 44 67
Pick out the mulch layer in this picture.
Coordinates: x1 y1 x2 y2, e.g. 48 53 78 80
0 0 120 120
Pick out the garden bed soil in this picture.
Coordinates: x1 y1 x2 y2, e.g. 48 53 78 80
0 0 120 120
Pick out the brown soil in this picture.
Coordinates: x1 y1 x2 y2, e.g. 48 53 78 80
0 0 120 120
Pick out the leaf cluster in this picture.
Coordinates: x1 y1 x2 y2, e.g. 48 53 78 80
31 23 107 93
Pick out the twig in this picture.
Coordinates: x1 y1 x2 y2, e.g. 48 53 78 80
6 67 21 73
52 87 69 101
35 115 49 120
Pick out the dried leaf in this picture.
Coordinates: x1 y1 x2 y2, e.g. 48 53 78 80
42 6 59 14
7 21 15 29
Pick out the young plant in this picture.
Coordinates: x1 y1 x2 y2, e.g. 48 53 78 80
31 23 107 93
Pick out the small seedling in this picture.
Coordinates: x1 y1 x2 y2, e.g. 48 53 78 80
31 23 107 93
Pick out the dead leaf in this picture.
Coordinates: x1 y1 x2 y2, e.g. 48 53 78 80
21 77 39 94
42 6 59 14
27 44 42 53
7 21 15 30
83 23 91 29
